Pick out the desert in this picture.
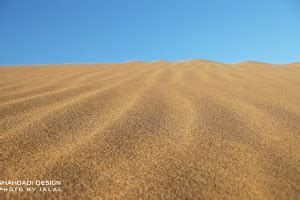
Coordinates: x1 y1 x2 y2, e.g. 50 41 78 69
0 60 299 199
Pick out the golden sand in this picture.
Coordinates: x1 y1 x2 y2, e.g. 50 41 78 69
0 60 299 199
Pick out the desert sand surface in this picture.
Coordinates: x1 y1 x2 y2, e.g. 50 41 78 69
0 60 299 199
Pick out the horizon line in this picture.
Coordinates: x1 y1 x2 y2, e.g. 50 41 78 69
1 58 299 67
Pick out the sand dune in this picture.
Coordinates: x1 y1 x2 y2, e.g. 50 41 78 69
0 60 299 199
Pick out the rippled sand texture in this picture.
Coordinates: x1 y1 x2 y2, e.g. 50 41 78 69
0 60 299 199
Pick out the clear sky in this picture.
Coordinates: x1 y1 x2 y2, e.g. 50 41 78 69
0 0 299 65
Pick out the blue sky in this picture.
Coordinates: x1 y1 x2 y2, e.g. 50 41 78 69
0 0 299 65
